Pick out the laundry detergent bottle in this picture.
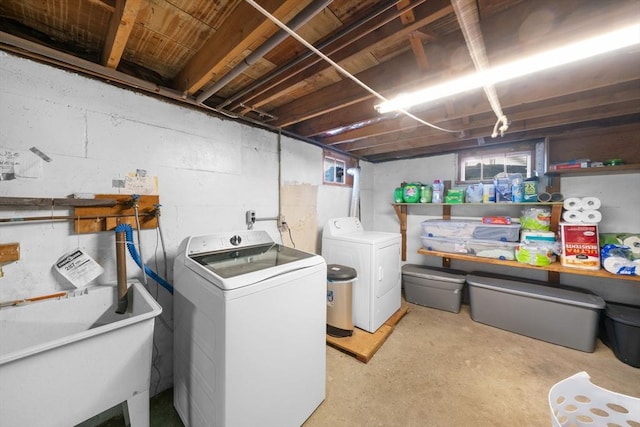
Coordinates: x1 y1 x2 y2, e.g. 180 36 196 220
431 179 444 203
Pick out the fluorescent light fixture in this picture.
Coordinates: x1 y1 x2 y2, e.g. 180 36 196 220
375 22 640 114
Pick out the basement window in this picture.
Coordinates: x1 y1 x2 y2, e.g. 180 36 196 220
457 139 543 183
323 150 355 186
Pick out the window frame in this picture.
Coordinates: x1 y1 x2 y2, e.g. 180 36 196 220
456 139 541 184
322 149 355 187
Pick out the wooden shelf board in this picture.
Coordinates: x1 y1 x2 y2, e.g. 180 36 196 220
417 249 640 282
393 202 563 207
546 163 640 177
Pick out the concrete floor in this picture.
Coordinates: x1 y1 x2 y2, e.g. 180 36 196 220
100 302 639 427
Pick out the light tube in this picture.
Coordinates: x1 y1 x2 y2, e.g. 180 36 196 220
375 22 640 114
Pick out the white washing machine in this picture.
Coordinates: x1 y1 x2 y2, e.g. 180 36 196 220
173 230 326 427
322 217 401 333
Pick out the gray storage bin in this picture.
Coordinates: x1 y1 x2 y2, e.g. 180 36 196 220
402 264 466 313
466 274 605 352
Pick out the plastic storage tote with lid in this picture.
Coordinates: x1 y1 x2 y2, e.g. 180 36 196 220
420 219 480 238
326 264 357 337
401 265 466 313
466 273 605 352
601 302 640 368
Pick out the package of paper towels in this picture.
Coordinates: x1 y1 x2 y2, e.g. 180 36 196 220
563 197 601 211
600 233 640 259
601 244 639 276
562 210 602 224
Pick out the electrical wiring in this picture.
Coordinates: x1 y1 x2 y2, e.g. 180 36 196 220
244 0 459 135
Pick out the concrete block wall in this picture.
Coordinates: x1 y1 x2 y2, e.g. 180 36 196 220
0 52 353 397
370 153 640 304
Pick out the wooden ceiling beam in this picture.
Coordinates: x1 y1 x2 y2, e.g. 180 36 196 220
270 51 423 127
316 45 640 144
171 0 306 95
338 83 640 154
352 99 640 158
101 0 142 69
229 0 451 111
274 0 638 139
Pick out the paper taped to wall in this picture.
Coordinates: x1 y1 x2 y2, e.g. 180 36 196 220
54 249 104 288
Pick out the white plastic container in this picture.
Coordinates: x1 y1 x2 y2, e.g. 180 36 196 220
420 235 469 254
549 371 640 427
420 219 480 238
467 239 518 260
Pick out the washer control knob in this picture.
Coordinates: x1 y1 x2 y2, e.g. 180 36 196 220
230 235 242 246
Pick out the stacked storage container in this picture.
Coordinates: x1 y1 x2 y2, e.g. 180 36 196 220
420 219 520 260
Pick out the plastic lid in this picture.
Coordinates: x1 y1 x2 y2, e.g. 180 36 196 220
466 274 605 309
327 264 357 281
605 303 640 327
402 264 466 283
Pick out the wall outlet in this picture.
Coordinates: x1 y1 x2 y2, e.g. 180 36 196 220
246 210 256 229
277 214 287 231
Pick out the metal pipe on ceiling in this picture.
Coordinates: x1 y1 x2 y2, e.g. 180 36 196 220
216 0 417 110
195 0 333 104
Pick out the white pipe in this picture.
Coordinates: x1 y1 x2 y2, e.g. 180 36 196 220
347 167 360 218
451 0 509 137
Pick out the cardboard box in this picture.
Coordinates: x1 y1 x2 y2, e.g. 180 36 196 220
559 223 600 270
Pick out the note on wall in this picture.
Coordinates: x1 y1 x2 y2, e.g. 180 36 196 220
0 147 44 180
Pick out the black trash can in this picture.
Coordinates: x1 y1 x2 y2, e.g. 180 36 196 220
326 264 357 337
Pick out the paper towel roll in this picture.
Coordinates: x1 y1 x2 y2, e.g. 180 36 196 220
582 196 601 210
623 235 640 258
603 256 638 275
563 197 583 210
581 210 602 224
562 210 583 223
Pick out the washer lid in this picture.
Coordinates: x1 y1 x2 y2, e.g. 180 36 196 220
190 243 316 279
182 230 324 290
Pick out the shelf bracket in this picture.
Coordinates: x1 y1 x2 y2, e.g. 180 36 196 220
393 204 407 261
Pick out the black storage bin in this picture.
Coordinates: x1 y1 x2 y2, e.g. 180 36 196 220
601 303 640 368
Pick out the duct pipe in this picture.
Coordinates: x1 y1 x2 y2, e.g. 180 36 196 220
451 0 509 137
347 167 360 218
196 0 333 104
217 0 411 110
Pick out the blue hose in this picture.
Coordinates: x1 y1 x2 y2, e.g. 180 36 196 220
115 223 174 294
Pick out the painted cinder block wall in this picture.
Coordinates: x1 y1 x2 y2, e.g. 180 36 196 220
0 52 353 396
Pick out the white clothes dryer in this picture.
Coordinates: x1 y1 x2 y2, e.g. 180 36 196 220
322 217 401 333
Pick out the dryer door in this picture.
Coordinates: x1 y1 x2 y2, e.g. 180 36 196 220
375 242 401 298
